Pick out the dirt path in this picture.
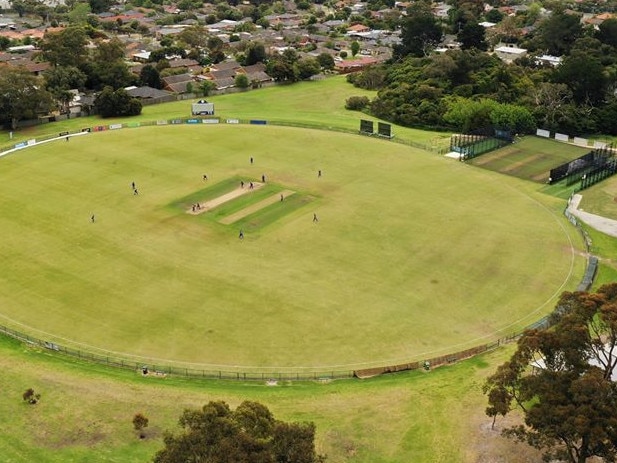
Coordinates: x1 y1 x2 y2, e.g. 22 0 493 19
187 182 264 215
219 190 295 224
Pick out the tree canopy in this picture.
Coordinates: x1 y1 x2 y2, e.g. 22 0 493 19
484 283 617 463
534 10 584 56
0 66 54 130
393 2 442 58
153 400 325 463
40 26 89 68
94 86 142 117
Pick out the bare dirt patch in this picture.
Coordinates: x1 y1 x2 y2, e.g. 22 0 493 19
187 182 264 215
466 413 544 463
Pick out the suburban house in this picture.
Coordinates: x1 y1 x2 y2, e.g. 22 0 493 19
162 73 194 93
125 85 174 104
334 56 379 73
494 44 527 63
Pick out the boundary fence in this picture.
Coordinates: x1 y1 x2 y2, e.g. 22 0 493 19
0 118 594 380
548 144 615 186
0 116 445 156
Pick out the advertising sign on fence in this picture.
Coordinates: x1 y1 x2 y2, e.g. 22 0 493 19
156 120 168 125
109 124 123 130
573 137 588 147
536 129 550 138
202 119 220 124
226 119 239 124
555 133 569 142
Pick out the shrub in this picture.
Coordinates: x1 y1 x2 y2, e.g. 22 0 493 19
133 412 149 438
345 96 370 111
22 388 40 404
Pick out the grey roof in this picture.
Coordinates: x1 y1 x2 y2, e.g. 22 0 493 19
126 86 172 99
212 76 235 89
162 73 192 85
166 81 191 93
211 59 242 71
244 70 271 82
243 62 267 73
210 68 236 79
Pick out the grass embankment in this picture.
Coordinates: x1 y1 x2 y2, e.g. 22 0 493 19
0 333 534 463
0 76 451 152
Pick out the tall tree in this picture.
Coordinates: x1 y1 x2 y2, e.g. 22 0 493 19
531 82 572 130
535 10 583 56
0 66 54 129
43 66 87 92
597 18 617 48
266 49 300 82
93 38 127 63
177 25 207 49
207 36 226 64
245 41 266 65
457 21 487 51
316 52 335 72
40 26 88 67
295 56 320 80
350 40 360 57
139 65 163 89
484 283 617 463
553 50 607 105
153 400 324 463
394 2 442 58
94 86 141 117
67 2 91 25
89 38 135 90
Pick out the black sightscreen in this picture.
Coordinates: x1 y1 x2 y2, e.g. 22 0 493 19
377 122 391 138
360 119 374 134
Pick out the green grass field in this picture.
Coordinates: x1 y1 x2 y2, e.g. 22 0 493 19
469 136 589 182
0 76 452 153
0 123 584 372
574 174 617 220
0 76 601 463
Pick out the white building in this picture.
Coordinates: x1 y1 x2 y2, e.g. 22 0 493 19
494 44 527 63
